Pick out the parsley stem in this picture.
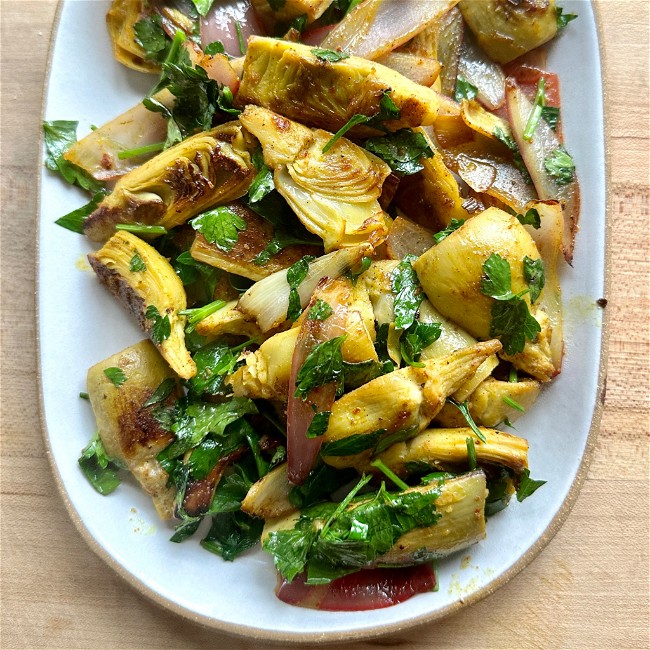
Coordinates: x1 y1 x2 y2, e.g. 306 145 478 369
117 142 166 160
320 474 372 537
179 299 227 328
322 114 369 153
79 392 89 400
234 20 246 55
502 395 526 412
447 398 486 443
116 224 167 236
466 437 477 470
509 367 518 383
523 77 546 142
370 459 409 491
165 29 186 66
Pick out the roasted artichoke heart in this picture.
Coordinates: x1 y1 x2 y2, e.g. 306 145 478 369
237 37 440 136
190 201 321 281
88 231 196 379
371 427 529 476
263 471 488 565
240 105 391 251
84 123 255 242
106 0 158 73
434 378 541 428
459 0 558 64
86 340 181 518
321 340 502 469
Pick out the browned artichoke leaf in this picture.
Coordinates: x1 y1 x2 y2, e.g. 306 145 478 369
237 37 439 136
240 105 391 252
189 201 322 281
84 123 255 242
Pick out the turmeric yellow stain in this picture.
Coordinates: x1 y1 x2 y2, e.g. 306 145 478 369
75 254 91 272
128 508 157 536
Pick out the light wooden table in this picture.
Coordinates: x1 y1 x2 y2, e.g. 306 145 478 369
1 2 648 648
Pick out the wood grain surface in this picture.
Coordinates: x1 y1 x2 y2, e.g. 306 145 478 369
1 2 648 648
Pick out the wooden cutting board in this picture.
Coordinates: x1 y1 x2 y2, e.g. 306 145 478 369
1 1 648 647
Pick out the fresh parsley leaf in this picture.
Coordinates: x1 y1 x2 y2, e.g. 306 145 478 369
516 468 546 502
248 147 275 203
172 251 221 303
490 298 541 356
433 218 465 244
480 253 519 301
204 40 225 55
145 305 171 344
253 229 319 266
480 254 541 355
286 255 314 322
43 121 104 192
447 398 486 442
54 191 105 234
523 77 546 142
364 129 433 175
163 397 258 459
322 91 400 153
556 6 578 30
190 0 216 16
142 377 177 407
134 14 170 62
186 340 250 398
78 433 122 495
308 299 333 321
344 256 372 283
391 254 423 330
466 437 477 470
312 48 349 62
103 367 126 387
513 207 541 229
523 256 545 304
294 335 346 399
320 429 384 457
191 206 247 252
544 146 575 185
454 75 478 102
541 106 560 131
306 411 331 438
341 359 385 389
264 526 318 582
399 321 441 367
129 252 146 272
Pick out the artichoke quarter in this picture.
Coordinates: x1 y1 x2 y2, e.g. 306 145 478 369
88 231 196 379
84 123 255 242
86 340 181 519
414 207 556 381
237 37 440 135
321 339 502 469
459 0 558 65
240 105 391 251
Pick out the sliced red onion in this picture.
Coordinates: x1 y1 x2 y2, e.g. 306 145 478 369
457 32 505 110
321 0 458 61
286 279 349 485
200 0 264 57
237 245 370 332
506 79 580 263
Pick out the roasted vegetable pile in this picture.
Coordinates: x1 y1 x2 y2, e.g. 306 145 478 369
45 0 579 611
